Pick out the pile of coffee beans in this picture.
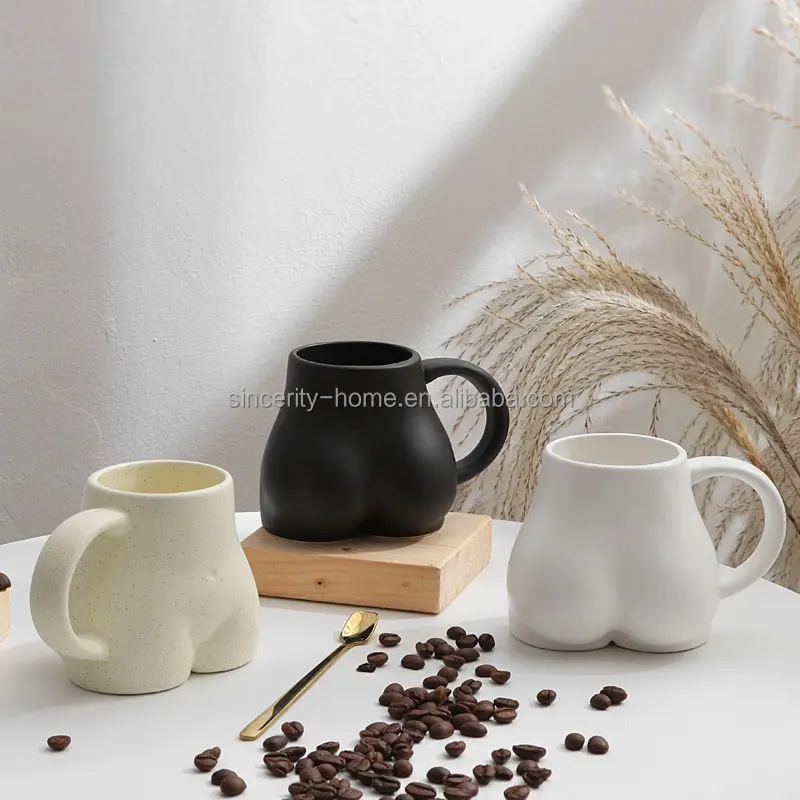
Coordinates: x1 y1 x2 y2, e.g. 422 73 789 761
46 735 71 752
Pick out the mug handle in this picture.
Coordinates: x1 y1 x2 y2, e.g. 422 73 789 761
30 507 130 661
422 357 510 484
689 456 786 599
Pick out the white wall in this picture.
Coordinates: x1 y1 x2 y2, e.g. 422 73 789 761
0 0 792 542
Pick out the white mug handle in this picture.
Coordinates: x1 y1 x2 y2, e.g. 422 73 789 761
689 456 786 598
30 507 130 660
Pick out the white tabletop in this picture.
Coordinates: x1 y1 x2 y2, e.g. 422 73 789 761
1 514 799 799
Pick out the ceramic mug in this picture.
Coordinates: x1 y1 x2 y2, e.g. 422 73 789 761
30 460 260 694
508 433 786 653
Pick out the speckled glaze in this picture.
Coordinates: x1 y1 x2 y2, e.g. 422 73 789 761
29 461 260 694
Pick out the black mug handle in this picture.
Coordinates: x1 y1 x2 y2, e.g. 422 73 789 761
422 358 510 484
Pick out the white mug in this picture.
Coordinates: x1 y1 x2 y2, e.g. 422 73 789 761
508 433 786 652
30 460 260 694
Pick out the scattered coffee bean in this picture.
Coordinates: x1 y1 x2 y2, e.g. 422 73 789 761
367 653 389 667
535 688 556 706
317 741 340 754
446 626 466 640
494 697 518 709
444 774 473 787
512 745 546 761
587 735 609 754
394 759 414 778
438 666 459 683
318 763 338 780
435 643 456 659
295 757 315 773
504 786 530 800
516 761 539 776
423 675 447 689
445 741 466 757
429 721 455 740
406 686 428 703
401 654 426 670
459 721 487 738
490 670 511 684
415 642 435 659
494 708 517 724
396 795 413 800
282 747 307 762
427 766 451 784
477 633 495 651
299 766 323 783
373 777 402 794
405 781 437 799
405 728 426 744
357 663 376 673
392 745 414 760
455 634 478 649
442 655 466 670
473 700 496 721
495 766 513 781
455 648 480 663
389 700 415 719
379 633 402 648
46 735 71 752
264 734 289 752
212 769 237 786
384 683 404 695
521 767 551 789
220 774 247 796
373 762 394 777
590 693 612 710
283 721 305 741
0 573 10 591
339 790 363 800
311 785 337 800
194 752 218 772
564 732 585 751
474 664 495 677
427 637 447 648
209 747 222 759
266 757 294 777
462 679 482 693
448 703 472 715
443 783 479 800
473 765 496 785
491 748 511 764
451 713 478 729
601 685 628 705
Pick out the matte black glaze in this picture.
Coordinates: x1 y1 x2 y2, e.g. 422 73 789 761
260 341 509 541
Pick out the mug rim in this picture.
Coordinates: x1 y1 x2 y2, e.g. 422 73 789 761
292 340 419 370
546 432 687 470
87 459 232 498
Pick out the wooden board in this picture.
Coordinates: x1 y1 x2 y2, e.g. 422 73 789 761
242 513 492 614
0 590 8 645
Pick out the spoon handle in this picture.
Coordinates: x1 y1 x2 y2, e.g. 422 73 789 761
239 642 351 741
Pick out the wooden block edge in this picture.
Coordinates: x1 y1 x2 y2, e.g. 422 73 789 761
0 589 9 644
437 517 492 612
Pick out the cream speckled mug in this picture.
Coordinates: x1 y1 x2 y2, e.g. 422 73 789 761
30 460 260 694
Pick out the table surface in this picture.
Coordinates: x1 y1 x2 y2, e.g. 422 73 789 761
1 513 799 799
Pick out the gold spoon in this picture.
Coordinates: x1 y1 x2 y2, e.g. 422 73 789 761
239 610 379 741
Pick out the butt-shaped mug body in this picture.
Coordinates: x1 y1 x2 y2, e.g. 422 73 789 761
260 341 510 542
508 433 786 653
30 460 260 694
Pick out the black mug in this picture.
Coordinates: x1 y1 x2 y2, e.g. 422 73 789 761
259 340 510 542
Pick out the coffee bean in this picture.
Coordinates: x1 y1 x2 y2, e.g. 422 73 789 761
266 757 294 777
446 626 466 640
477 633 495 651
590 693 612 710
339 790 363 800
473 664 495 678
46 735 71 752
491 748 511 764
401 654 426 670
445 741 466 757
380 692 405 707
516 761 538 776
601 685 627 705
504 786 529 800
357 663 376 673
435 643 456 659
495 766 513 781
194 753 218 772
536 689 556 706
427 637 447 648
356 770 379 787
587 735 609 754
220 775 248 796
283 721 305 741
473 765 496 785
451 712 478 729
346 757 370 775
319 763 338 780
281 747 308 762
459 721 487 738
443 783 479 800
442 654 465 670
448 703 471 715
455 648 480 663
494 697 518 709
405 728 425 744
490 670 511 684
373 761 394 776
264 734 289 752
210 747 222 758
405 687 428 703
396 795 413 800
403 720 428 734
405 781 437 799
444 774 473 786
367 653 389 667
330 778 350 789
311 785 337 800
423 675 447 689
290 781 310 795
438 666 459 683
427 766 451 784
512 745 546 761
384 683 404 695
392 745 414 760
317 741 340 754
379 633 402 648
428 686 449 705
299 766 323 783
429 721 455 740
0 573 10 591
388 700 415 719
296 758 315 773
212 769 237 786
494 708 517 724
462 679 482 693
373 777 402 794
455 634 478 649
393 759 413 778
415 642 435 659
521 767 551 789
564 733 585 751
473 700 496 721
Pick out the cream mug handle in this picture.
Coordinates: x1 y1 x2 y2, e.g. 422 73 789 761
689 456 786 599
30 507 130 661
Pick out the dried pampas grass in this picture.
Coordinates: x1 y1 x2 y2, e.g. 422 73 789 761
448 0 800 589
